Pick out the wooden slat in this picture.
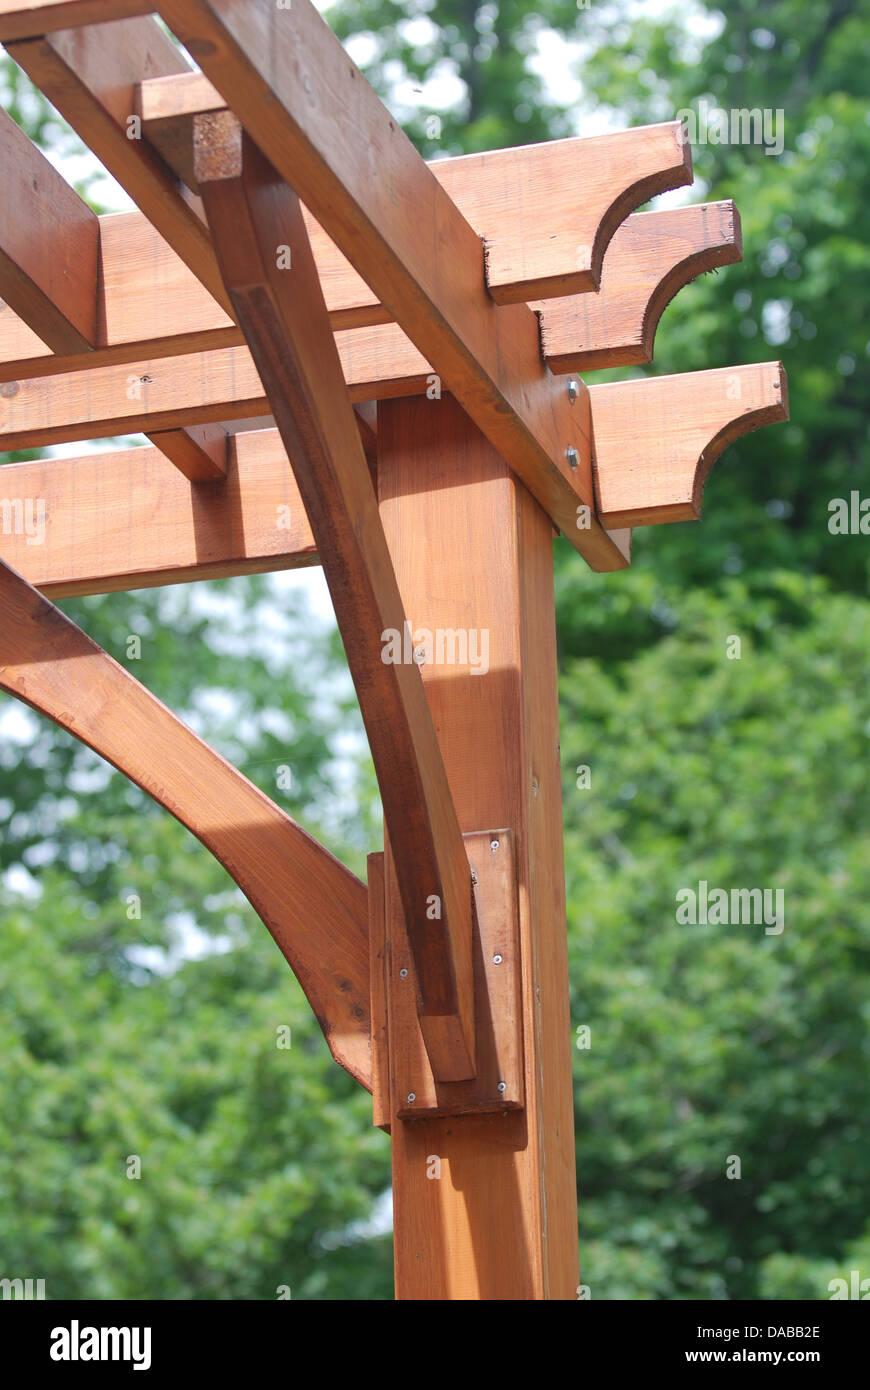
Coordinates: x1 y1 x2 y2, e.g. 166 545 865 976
0 429 317 596
5 21 233 315
0 104 98 353
540 201 743 371
591 362 788 527
0 0 151 38
197 124 476 1081
146 422 228 480
380 394 580 1299
368 850 390 1133
0 557 371 1088
156 0 630 573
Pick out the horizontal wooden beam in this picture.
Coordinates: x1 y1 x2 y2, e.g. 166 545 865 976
0 103 99 353
540 201 743 372
0 0 150 38
157 0 631 571
0 429 317 595
139 68 690 303
198 124 476 1080
591 363 788 527
0 555 371 1088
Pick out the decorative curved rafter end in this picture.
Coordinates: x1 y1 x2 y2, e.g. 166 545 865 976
540 201 742 373
590 362 788 528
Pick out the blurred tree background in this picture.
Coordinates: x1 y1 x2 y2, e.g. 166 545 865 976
1 0 868 1299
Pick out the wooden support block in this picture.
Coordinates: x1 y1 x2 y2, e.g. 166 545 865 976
0 429 317 596
156 0 629 573
385 829 524 1119
197 125 476 1081
368 851 391 1134
591 362 788 527
0 104 98 353
0 0 151 37
146 422 229 480
0 558 372 1088
540 201 743 372
379 394 579 1300
5 21 233 315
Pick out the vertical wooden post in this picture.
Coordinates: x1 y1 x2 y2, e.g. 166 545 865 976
378 394 580 1300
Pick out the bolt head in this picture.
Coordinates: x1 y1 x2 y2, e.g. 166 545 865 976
493 954 503 965
490 838 499 851
566 446 580 469
497 1082 506 1093
407 1093 416 1104
399 968 408 978
567 379 579 402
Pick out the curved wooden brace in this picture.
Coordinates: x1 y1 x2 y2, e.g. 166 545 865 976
539 202 742 372
0 559 372 1090
590 362 788 528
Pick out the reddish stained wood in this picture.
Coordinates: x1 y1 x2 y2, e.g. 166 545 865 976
146 422 229 480
0 104 98 353
590 362 788 527
0 0 151 38
540 201 743 372
0 557 371 1087
0 429 317 596
380 394 580 1299
197 124 476 1081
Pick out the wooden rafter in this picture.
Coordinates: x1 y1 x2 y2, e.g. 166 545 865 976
0 102 98 353
0 557 372 1088
0 429 317 596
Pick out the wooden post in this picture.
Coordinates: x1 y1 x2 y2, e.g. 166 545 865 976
378 394 580 1300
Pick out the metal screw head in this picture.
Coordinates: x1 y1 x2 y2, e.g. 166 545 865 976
399 968 408 978
567 379 579 403
497 1082 507 1093
493 954 503 965
407 1092 416 1104
490 838 499 851
471 869 478 885
566 446 580 469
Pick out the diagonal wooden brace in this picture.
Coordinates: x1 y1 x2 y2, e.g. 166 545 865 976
0 557 371 1088
194 116 477 1083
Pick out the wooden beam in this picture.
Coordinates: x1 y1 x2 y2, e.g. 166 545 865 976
540 201 743 372
5 21 234 316
0 429 317 596
379 394 580 1299
0 0 151 38
139 68 690 303
591 362 788 527
146 422 229 481
0 104 99 353
197 124 476 1081
0 557 371 1088
156 0 630 572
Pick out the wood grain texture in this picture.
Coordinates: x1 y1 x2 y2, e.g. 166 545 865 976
197 127 476 1080
0 428 317 595
0 557 371 1087
591 362 788 527
0 0 151 38
0 103 98 353
146 422 229 480
156 0 628 573
380 395 580 1300
540 201 743 372
5 21 233 315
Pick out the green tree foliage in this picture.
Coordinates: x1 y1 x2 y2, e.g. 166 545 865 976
1 0 867 1299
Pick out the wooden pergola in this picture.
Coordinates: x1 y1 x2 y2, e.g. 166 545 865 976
0 0 787 1301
